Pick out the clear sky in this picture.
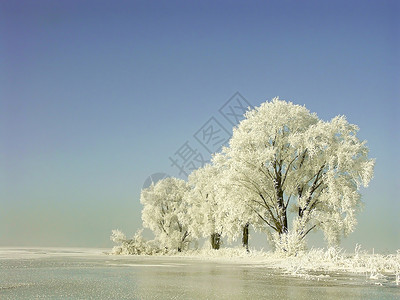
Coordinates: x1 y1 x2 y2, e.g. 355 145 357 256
1 0 399 251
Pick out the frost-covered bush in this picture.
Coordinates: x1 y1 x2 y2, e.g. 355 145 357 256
266 244 400 285
110 229 127 244
396 250 400 285
110 229 164 255
271 231 306 256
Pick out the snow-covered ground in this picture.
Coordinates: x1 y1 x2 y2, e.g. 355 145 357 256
109 245 400 286
0 247 107 260
1 247 399 299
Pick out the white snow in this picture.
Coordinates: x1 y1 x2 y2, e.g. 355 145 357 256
108 245 400 286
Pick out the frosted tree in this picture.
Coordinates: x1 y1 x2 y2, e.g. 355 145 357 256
212 153 258 251
185 164 224 249
141 177 191 252
185 159 255 250
222 98 374 253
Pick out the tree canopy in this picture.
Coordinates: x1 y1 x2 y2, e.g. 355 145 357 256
219 98 374 252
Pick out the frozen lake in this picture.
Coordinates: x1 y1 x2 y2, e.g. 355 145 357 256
0 248 398 299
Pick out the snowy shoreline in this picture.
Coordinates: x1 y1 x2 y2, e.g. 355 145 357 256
108 246 400 285
1 246 398 286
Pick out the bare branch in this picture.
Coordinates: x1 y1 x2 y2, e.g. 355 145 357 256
282 154 299 186
249 206 279 232
300 225 317 240
284 194 292 209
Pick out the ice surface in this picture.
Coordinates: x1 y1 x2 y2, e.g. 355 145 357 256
0 248 399 299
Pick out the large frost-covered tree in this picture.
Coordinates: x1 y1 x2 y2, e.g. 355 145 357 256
221 98 374 253
141 177 190 252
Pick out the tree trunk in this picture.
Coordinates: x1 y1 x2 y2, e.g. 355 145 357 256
281 208 288 234
210 233 221 250
242 223 249 252
274 163 288 234
275 178 288 234
178 230 188 252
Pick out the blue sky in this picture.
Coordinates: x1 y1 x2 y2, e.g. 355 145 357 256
1 0 399 251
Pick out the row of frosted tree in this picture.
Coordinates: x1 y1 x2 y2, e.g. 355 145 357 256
112 98 374 255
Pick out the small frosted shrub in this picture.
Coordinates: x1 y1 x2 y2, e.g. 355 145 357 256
110 229 164 255
272 231 306 256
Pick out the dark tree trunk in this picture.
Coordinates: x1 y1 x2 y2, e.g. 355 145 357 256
210 233 221 250
242 222 250 252
274 170 288 234
276 188 288 234
281 207 288 234
178 230 189 253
